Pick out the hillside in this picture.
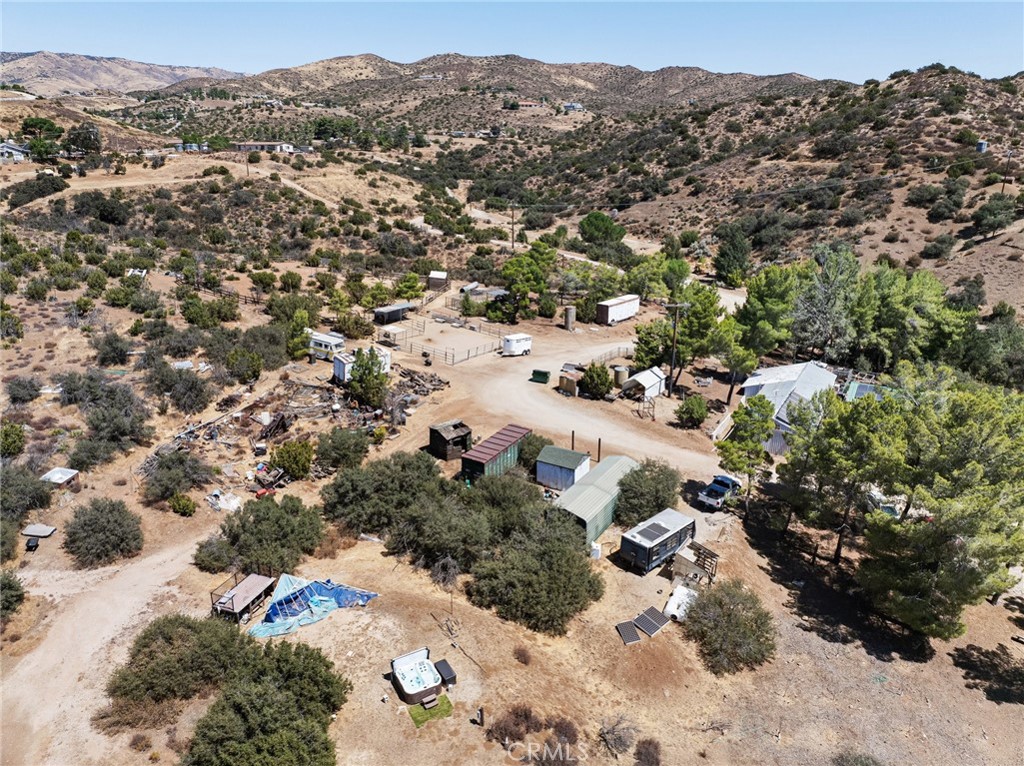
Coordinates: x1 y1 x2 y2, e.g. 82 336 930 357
0 51 242 97
0 98 168 151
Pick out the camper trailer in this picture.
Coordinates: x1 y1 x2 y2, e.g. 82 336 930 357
308 331 346 360
502 333 533 357
619 508 695 574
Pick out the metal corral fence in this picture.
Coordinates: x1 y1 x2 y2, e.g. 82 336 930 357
590 345 635 366
430 310 510 339
388 336 500 366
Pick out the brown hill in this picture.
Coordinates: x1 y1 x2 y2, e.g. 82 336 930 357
0 51 242 97
0 98 168 151
157 52 829 115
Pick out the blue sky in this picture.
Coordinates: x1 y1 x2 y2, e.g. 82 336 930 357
3 2 1022 83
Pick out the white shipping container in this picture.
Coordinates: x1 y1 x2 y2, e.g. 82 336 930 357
596 294 640 325
501 333 533 357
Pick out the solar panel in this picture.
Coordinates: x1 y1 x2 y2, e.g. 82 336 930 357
633 606 670 637
616 621 642 645
638 522 670 542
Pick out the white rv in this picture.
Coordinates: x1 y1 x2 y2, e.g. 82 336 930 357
308 331 346 360
502 333 533 357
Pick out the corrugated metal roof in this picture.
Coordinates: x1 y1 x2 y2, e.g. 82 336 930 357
740 362 837 420
623 367 666 390
537 445 589 470
556 455 639 523
461 424 531 464
431 419 472 440
374 302 415 314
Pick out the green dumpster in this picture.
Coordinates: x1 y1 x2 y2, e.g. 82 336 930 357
531 369 551 384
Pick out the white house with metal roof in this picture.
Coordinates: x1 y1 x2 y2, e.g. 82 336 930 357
735 361 838 452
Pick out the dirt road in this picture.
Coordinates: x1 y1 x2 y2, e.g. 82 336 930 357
1 529 214 766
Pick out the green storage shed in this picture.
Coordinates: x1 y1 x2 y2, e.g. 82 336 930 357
555 455 639 545
460 424 532 482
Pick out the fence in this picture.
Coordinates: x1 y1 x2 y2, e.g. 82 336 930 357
590 345 635 366
430 310 510 339
176 277 263 306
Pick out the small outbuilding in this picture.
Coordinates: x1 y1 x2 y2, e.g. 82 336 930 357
40 467 80 490
427 270 449 289
429 420 473 460
619 508 695 574
333 346 392 382
373 302 415 325
535 445 590 491
622 367 667 399
461 424 532 482
555 455 639 545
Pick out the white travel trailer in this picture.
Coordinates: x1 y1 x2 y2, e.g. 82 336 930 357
501 333 533 357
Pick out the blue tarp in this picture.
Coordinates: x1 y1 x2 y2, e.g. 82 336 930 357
249 573 377 638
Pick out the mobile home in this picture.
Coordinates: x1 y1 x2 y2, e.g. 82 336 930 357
619 508 695 574
308 331 346 360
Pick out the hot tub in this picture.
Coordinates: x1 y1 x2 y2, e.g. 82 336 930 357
390 647 443 704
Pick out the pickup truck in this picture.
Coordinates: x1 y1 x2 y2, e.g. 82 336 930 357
697 475 742 510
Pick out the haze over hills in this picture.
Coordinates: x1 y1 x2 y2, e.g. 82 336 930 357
154 52 831 114
0 51 243 97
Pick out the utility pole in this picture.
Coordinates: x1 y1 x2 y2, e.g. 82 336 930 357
999 148 1014 195
509 201 517 252
665 301 690 399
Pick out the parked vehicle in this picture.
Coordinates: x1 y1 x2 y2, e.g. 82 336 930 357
501 333 533 357
25 537 39 552
697 475 742 509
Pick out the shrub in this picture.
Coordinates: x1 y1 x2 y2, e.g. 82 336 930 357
675 396 709 428
1 519 18 562
599 715 638 758
486 704 546 746
684 579 776 674
634 738 663 766
833 753 886 766
193 536 235 573
0 420 25 458
144 451 212 504
513 646 532 665
129 734 152 752
247 151 261 164
168 493 197 517
1 174 69 209
579 362 613 398
548 716 578 745
517 433 554 475
225 347 262 384
0 465 51 521
333 311 375 340
5 376 41 404
920 234 955 259
270 439 315 480
63 498 144 568
105 615 256 709
468 515 603 635
616 459 682 527
316 428 369 470
1 568 25 624
216 495 323 574
92 331 131 366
